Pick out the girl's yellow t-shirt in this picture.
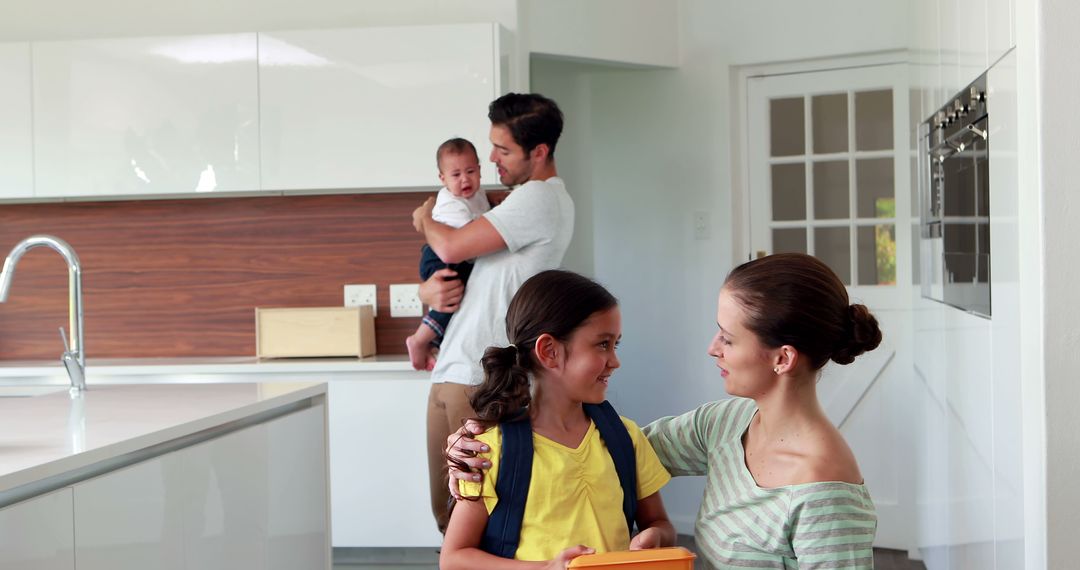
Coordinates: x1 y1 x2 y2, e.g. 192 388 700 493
458 416 671 561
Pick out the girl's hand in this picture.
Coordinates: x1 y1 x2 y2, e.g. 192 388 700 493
544 545 595 569
629 527 663 551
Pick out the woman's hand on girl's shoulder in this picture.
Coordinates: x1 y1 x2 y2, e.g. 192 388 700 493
446 420 493 499
544 545 595 569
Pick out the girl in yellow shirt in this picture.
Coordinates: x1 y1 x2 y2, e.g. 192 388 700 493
440 270 675 570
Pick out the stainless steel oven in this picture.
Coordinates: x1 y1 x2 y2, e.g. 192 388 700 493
919 72 990 317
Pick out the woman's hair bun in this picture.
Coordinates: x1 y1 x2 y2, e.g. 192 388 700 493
831 304 883 365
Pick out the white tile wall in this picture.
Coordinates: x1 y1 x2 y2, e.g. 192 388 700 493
909 0 1019 566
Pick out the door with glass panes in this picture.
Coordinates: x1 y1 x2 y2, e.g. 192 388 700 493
747 63 915 550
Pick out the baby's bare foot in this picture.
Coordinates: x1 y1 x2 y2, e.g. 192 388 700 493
406 333 436 371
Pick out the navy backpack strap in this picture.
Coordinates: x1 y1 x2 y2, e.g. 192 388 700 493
479 419 534 558
584 401 638 535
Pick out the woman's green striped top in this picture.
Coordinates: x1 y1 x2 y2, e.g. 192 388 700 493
643 397 877 569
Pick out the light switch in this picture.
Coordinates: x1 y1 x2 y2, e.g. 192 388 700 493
693 211 710 240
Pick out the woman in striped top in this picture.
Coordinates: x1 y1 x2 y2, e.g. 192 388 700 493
449 253 881 569
641 253 881 568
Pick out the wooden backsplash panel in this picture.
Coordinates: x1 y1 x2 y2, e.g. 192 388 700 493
0 193 434 359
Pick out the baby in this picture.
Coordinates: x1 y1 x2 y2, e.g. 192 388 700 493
405 138 489 370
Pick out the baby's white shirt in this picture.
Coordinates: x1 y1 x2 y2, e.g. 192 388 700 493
432 187 490 228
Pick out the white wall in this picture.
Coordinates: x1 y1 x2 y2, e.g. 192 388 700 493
530 58 598 278
1038 1 1080 568
524 0 679 68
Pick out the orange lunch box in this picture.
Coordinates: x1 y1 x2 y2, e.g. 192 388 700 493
568 546 696 569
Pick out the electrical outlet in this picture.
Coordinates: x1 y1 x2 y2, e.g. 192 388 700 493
343 284 377 316
389 283 424 317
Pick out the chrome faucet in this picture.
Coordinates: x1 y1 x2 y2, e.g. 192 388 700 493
0 235 86 392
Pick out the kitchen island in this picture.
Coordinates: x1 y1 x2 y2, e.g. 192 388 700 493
0 382 329 570
0 357 442 549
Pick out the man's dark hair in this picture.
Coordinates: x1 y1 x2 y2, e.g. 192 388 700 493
488 93 564 159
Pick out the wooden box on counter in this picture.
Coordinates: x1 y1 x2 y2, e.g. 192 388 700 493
255 306 376 358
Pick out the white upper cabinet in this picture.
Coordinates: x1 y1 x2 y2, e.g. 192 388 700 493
0 43 33 199
259 23 507 191
32 34 260 198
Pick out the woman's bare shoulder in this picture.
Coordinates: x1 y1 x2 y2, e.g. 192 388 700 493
795 426 864 485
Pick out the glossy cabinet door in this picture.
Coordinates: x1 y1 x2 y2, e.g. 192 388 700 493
328 379 441 546
0 42 33 199
73 404 329 570
259 23 505 190
181 420 271 570
265 404 330 570
73 453 186 570
0 488 75 570
32 34 260 198
183 405 329 570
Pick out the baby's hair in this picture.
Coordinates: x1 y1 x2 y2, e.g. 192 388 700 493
468 269 618 423
436 137 478 170
723 253 882 370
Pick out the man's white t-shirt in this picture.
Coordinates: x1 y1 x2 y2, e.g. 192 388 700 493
431 177 574 385
432 187 490 229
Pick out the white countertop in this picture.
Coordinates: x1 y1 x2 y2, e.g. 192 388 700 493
0 382 326 506
0 355 429 385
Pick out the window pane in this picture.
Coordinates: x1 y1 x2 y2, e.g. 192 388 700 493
855 89 893 151
813 160 849 219
909 88 920 151
812 93 848 154
815 227 851 285
856 158 894 218
771 163 806 221
857 224 897 285
772 228 807 254
770 97 805 157
911 155 919 217
912 222 921 285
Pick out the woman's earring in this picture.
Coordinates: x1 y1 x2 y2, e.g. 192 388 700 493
773 367 780 374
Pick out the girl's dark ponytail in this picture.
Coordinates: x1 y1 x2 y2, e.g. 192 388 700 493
470 344 532 423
